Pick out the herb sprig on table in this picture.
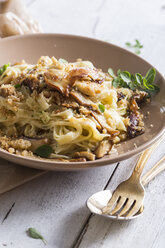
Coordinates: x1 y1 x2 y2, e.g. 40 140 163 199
125 39 143 54
28 228 47 245
108 68 160 95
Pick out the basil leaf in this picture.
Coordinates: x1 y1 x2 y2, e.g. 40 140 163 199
108 68 116 78
120 71 131 83
28 228 47 245
34 144 53 158
98 104 105 113
59 58 68 64
0 63 10 76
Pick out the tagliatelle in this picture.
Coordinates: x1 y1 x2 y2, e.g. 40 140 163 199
0 56 147 161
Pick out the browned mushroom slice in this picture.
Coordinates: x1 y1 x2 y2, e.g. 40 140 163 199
70 91 94 107
73 151 96 161
44 72 69 95
68 67 103 82
25 137 50 152
132 91 148 104
91 112 119 135
129 98 139 112
95 140 112 158
61 100 79 109
70 157 87 162
74 81 102 96
127 112 144 138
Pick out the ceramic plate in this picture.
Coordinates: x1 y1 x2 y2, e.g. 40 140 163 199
0 34 164 171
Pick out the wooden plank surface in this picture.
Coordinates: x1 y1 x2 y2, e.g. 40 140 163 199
0 163 117 248
73 141 165 248
0 0 164 247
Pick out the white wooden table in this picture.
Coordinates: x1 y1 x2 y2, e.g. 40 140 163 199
0 0 165 247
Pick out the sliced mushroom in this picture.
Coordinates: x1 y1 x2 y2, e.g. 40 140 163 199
24 137 50 152
133 91 148 104
74 81 102 96
44 72 69 95
70 91 94 107
127 112 144 138
129 98 139 112
68 67 102 82
91 112 120 135
62 101 79 108
117 92 125 102
95 140 112 158
70 157 87 162
73 151 95 161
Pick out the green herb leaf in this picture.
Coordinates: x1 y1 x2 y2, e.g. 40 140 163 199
28 228 47 245
109 67 159 95
14 83 21 89
120 71 131 83
108 68 116 78
0 63 10 76
125 39 143 54
98 104 105 113
112 78 120 88
59 58 68 64
145 68 156 84
135 73 143 85
34 144 53 158
135 50 141 55
125 42 131 47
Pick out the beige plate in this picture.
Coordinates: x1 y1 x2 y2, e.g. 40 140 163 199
0 34 164 171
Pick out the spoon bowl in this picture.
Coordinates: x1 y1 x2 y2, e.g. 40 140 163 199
87 190 143 220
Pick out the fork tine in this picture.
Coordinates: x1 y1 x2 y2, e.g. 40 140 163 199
118 199 135 217
126 201 142 217
102 192 119 214
110 197 127 215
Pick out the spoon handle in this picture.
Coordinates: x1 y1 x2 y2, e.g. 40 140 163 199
142 155 165 186
132 134 165 179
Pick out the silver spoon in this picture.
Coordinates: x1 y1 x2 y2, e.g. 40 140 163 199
87 155 165 220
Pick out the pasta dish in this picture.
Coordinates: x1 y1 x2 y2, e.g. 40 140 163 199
0 56 158 162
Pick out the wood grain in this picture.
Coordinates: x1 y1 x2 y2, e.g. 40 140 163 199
74 141 165 248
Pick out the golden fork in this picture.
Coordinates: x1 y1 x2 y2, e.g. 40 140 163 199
103 135 165 217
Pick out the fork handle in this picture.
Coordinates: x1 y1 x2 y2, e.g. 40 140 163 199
142 155 165 186
132 135 164 179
